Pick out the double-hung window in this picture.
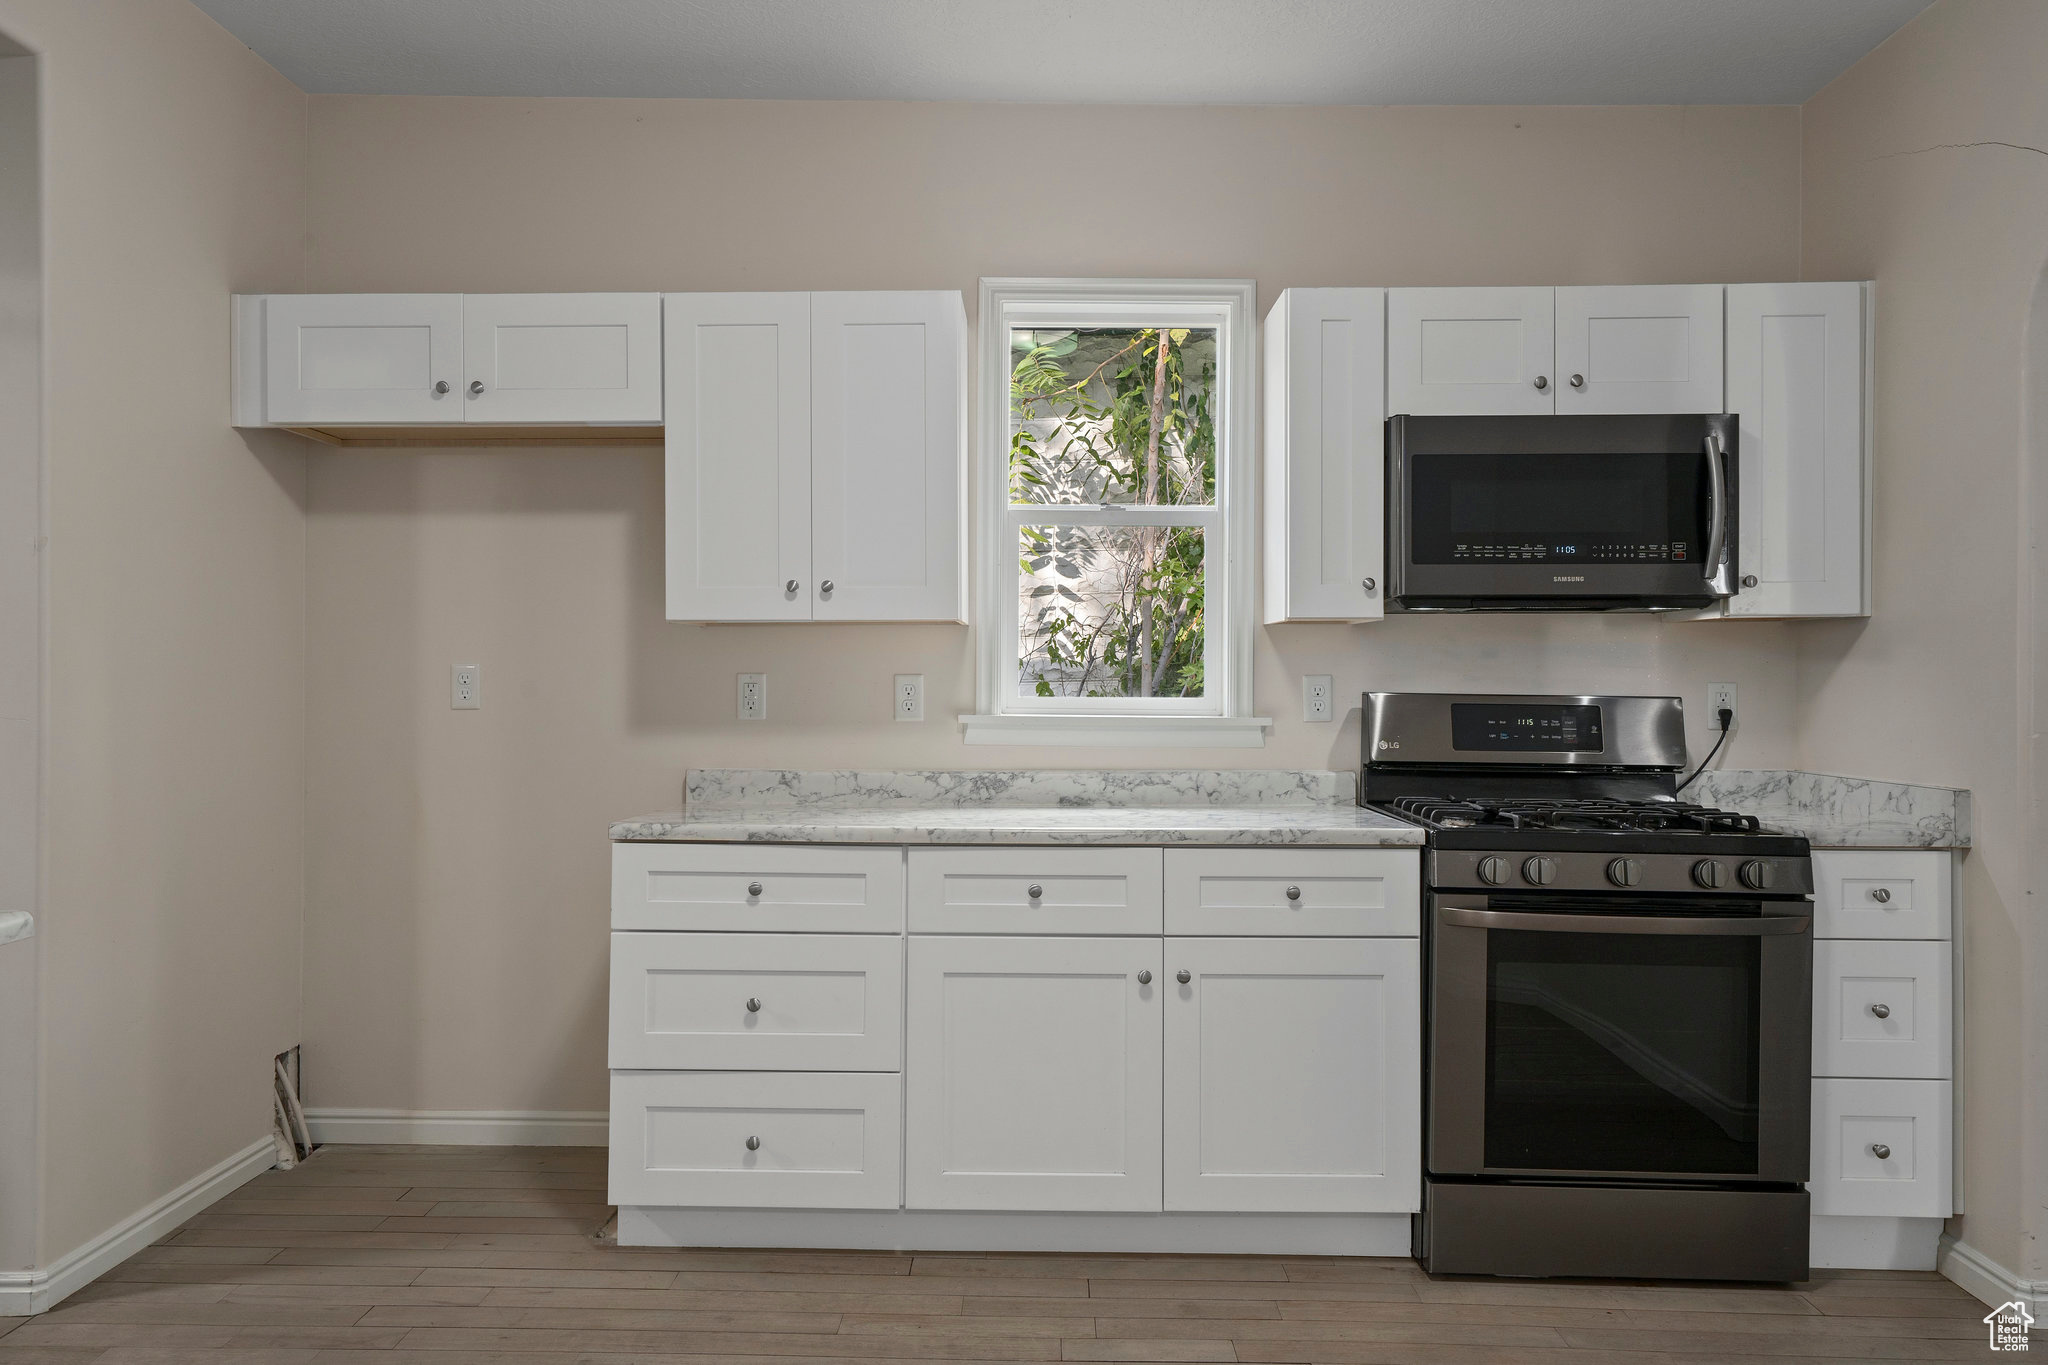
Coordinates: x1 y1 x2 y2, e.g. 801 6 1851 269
965 279 1265 747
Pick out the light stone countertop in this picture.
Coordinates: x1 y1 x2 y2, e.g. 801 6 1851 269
0 911 33 946
1689 769 1970 849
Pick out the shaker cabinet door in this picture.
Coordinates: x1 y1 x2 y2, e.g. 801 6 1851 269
1263 288 1387 622
464 292 662 424
810 292 967 622
664 293 813 621
262 293 464 425
1388 287 1555 415
1554 285 1724 415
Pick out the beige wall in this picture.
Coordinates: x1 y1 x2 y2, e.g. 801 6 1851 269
0 0 308 1264
1798 0 2048 1280
302 97 1807 1115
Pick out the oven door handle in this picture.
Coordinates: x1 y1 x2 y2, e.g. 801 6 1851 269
1702 431 1729 581
1437 902 1809 936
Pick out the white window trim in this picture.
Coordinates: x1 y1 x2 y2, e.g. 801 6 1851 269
963 278 1267 748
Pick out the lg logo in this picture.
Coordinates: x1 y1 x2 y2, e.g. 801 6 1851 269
1377 739 1401 750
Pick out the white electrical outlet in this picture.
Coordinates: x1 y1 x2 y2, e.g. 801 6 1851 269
894 674 925 722
737 673 767 721
1303 675 1334 723
451 664 480 710
1707 682 1737 727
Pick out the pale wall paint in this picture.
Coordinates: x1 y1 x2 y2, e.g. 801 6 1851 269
1797 0 2048 1282
302 97 1805 1115
0 0 308 1265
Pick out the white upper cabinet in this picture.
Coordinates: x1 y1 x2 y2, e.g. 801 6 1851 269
463 293 661 424
256 293 464 425
1263 288 1387 623
1718 281 1871 618
663 292 813 624
1554 285 1724 415
1388 286 1555 415
810 292 967 622
665 290 968 624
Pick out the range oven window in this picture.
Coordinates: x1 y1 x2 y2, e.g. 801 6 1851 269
1484 927 1761 1174
1409 450 1707 565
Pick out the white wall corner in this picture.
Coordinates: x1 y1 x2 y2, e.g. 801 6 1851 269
0 1135 274 1316
304 1108 607 1147
1938 1232 2045 1313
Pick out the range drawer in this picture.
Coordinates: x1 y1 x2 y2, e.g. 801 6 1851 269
1813 939 1950 1080
1812 851 1950 940
1164 848 1420 936
907 848 1162 934
609 933 903 1072
1809 1077 1952 1218
612 843 904 933
609 1071 902 1209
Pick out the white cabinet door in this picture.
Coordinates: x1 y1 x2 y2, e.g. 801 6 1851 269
905 936 1162 1211
1263 289 1387 622
464 293 661 424
810 292 966 622
1164 938 1420 1213
1813 939 1951 1081
262 294 464 424
1812 850 1951 941
664 293 813 622
1723 282 1869 618
1555 285 1724 415
1810 1077 1952 1218
1388 287 1555 415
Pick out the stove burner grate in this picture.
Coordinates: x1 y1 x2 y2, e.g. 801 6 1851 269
1384 795 1762 834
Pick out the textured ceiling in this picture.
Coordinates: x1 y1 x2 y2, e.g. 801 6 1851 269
190 0 1931 105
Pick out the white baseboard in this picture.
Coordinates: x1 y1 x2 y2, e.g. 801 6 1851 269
0 1135 274 1316
304 1108 607 1146
1939 1232 2044 1313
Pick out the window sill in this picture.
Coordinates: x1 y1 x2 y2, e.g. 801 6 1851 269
959 714 1272 749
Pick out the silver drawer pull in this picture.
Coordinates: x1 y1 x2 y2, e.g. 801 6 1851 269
433 380 450 395
1870 1143 1891 1160
747 881 763 898
1869 1002 1890 1019
1176 969 1191 985
745 1135 761 1151
1870 887 1893 904
1027 883 1043 899
1285 885 1301 901
746 997 761 1014
1136 970 1152 986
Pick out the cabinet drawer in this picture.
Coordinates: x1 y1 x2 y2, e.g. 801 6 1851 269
612 843 904 933
609 934 902 1072
1813 940 1951 1080
609 1071 902 1209
1813 851 1950 940
1164 848 1419 936
907 848 1162 934
1810 1078 1952 1218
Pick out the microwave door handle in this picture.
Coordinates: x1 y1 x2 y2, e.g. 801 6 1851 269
1437 901 1808 936
1702 431 1728 579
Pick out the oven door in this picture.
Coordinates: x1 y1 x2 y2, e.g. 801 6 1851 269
1388 413 1737 608
1428 895 1810 1185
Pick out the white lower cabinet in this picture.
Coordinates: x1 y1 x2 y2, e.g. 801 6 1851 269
1163 937 1420 1212
905 935 1164 1212
1809 1077 1953 1219
610 1070 902 1209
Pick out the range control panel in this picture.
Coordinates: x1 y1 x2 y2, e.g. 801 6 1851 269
1432 849 1814 897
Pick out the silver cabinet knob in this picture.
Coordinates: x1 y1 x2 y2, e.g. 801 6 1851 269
1869 1002 1890 1019
1871 887 1892 904
1285 885 1302 901
820 580 835 593
1533 375 1549 390
468 380 485 395
1176 969 1191 985
1569 374 1585 388
785 579 799 594
747 881 763 898
1870 1143 1891 1160
746 997 761 1014
433 380 451 395
1026 884 1043 899
1362 577 1376 592
745 1135 761 1151
1741 574 1760 588
1136 970 1152 986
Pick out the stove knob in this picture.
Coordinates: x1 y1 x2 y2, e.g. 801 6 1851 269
1692 859 1730 890
1606 858 1643 888
1739 859 1776 891
1476 855 1509 886
1522 856 1558 886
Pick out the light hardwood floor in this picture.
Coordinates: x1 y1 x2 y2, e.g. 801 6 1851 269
0 1144 2017 1364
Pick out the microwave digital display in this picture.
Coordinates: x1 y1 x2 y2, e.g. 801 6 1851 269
1407 451 1706 565
1451 703 1604 752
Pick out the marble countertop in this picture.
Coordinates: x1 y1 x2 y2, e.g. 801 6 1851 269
0 911 33 947
612 769 1425 847
1689 770 1970 849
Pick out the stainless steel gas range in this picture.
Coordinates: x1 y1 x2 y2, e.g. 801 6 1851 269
1364 692 1814 1283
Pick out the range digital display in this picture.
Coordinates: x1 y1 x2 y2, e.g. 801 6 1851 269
1451 703 1604 753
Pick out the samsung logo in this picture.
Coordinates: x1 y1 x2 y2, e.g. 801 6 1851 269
1552 575 1586 582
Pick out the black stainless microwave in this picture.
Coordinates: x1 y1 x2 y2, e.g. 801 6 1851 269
1386 413 1738 610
